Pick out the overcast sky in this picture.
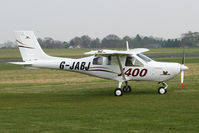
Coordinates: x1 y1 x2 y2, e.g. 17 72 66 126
0 0 199 43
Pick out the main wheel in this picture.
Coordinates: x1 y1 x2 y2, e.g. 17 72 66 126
114 88 123 96
123 86 132 93
158 87 167 94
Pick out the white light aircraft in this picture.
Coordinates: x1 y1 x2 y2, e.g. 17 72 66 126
10 31 189 96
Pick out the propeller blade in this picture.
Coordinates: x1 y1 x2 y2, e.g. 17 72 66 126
182 47 185 64
181 70 184 88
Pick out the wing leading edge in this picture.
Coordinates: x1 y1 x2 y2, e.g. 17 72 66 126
84 48 149 56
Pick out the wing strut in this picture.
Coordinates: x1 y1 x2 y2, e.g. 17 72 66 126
116 55 126 81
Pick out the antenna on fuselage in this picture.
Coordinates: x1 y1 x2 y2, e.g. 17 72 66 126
126 41 129 51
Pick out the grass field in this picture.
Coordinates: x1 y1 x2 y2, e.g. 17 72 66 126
0 48 199 133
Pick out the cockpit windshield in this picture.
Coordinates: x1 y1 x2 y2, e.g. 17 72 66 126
137 54 152 63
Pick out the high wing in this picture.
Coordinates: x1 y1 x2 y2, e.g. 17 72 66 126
84 48 149 55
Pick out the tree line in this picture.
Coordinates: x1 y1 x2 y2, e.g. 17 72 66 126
1 31 199 48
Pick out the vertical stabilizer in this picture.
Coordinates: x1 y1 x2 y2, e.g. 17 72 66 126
15 31 51 61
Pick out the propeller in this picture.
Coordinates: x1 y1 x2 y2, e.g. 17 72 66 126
181 69 184 88
180 48 188 88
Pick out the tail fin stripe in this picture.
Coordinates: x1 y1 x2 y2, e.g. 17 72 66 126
18 45 34 49
16 39 35 49
16 39 24 45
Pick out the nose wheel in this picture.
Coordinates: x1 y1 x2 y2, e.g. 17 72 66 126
158 87 167 94
158 82 168 95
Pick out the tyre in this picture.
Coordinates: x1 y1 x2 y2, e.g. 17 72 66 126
123 86 132 93
114 88 123 96
158 87 167 94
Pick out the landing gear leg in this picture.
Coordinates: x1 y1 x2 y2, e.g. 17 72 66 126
123 81 132 93
114 82 123 96
158 82 168 95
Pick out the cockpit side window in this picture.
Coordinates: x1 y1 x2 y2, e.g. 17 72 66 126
125 56 143 67
106 56 118 65
93 57 103 65
125 56 133 66
133 59 144 67
107 56 111 65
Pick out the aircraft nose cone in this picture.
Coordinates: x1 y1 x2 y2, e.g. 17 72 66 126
181 65 189 71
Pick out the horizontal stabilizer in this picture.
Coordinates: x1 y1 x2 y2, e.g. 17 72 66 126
9 62 33 65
